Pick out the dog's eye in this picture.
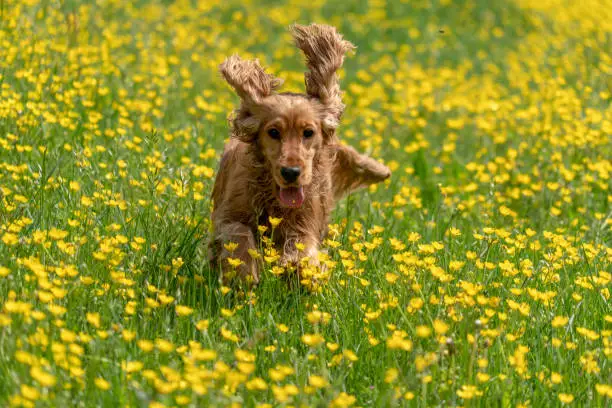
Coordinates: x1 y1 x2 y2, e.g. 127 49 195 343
303 129 314 138
267 128 280 139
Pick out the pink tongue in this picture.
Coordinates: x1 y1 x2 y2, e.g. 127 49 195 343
279 186 305 208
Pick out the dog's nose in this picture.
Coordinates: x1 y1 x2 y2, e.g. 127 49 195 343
280 167 301 183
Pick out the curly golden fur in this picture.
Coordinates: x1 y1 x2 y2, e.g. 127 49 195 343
210 24 391 284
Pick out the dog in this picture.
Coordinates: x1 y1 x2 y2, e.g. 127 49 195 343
210 24 391 284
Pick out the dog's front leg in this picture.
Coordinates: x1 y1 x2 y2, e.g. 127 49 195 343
212 222 260 285
280 233 323 279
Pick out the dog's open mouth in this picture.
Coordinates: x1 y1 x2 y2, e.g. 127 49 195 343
279 186 305 208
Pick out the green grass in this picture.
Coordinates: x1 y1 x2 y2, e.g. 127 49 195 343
0 0 610 406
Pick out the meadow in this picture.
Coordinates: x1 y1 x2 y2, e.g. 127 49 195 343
0 0 610 406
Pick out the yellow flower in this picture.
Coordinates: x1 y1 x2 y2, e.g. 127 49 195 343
237 362 255 375
595 384 612 397
224 241 239 253
551 316 569 328
433 319 449 335
86 312 101 328
343 349 358 361
551 372 562 384
175 305 193 316
137 340 154 352
196 319 209 330
226 257 243 268
94 377 111 390
2 233 19 246
447 227 461 237
221 308 235 317
307 310 331 325
457 385 483 399
386 330 413 351
122 361 144 373
416 325 432 338
301 333 325 347
246 377 268 391
330 392 356 407
268 217 282 228
558 393 574 404
308 375 329 388
384 368 399 383
122 330 136 342
155 339 175 353
20 384 40 400
235 349 256 362
476 372 490 382
327 342 339 351
48 228 68 240
30 366 57 387
220 327 239 343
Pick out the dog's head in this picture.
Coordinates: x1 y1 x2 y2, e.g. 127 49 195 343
219 24 355 208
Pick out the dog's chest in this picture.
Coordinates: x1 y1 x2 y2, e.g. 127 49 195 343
253 194 329 244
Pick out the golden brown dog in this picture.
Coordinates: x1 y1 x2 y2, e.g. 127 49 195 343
210 24 391 284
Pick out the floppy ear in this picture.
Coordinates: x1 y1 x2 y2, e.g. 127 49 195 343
331 144 391 201
291 24 355 138
219 55 282 104
219 55 283 142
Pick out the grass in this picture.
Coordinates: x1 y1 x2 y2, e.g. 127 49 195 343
0 0 610 406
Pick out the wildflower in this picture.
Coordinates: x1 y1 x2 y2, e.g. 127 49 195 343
342 349 358 361
0 266 10 277
307 310 331 325
122 330 136 342
457 385 483 399
220 327 239 343
21 384 40 400
551 316 569 328
477 372 490 382
137 340 154 352
175 305 193 316
416 325 432 338
309 375 329 388
195 319 209 330
330 392 356 407
30 366 57 387
433 319 449 335
246 377 268 391
301 333 325 347
386 331 413 351
509 345 530 378
95 377 111 390
595 384 612 397
384 368 399 383
269 217 282 228
155 339 175 353
226 258 243 268
579 352 600 374
224 242 239 253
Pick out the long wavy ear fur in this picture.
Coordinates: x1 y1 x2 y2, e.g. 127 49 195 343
219 55 283 142
219 55 283 104
291 24 355 120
